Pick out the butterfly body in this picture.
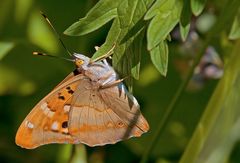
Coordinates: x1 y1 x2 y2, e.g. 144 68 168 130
73 53 118 87
16 53 149 149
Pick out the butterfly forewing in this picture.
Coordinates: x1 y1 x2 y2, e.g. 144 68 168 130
15 74 86 149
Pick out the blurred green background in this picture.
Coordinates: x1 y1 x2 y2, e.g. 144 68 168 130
1 0 240 163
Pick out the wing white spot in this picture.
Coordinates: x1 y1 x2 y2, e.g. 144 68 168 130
41 102 55 117
64 105 71 113
25 121 34 129
48 111 54 117
51 121 59 131
40 102 48 110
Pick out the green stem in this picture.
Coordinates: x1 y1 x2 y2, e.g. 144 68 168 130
68 145 76 163
140 39 210 163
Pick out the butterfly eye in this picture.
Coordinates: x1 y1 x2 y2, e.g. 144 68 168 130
75 59 84 67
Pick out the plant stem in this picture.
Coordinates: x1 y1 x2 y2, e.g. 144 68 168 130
140 39 210 163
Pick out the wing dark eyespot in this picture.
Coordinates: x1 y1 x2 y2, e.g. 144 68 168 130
58 95 65 100
62 121 68 128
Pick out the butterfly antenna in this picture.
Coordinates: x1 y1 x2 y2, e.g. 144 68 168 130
33 52 74 62
40 11 73 57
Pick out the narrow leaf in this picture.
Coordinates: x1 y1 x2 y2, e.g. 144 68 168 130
191 0 207 16
180 23 190 41
229 9 240 40
150 41 168 76
64 0 121 36
145 0 183 50
69 145 87 163
181 0 192 26
91 18 121 61
0 42 14 60
180 40 240 163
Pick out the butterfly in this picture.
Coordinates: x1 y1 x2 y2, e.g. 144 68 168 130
15 49 149 149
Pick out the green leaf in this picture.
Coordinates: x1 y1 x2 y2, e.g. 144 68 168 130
150 41 168 76
180 23 190 41
65 0 155 84
145 0 183 50
181 0 192 26
180 40 240 163
69 145 87 163
64 0 121 36
191 0 207 16
57 145 72 163
92 0 154 86
91 18 121 61
144 0 167 20
0 42 14 60
57 145 87 163
229 9 240 40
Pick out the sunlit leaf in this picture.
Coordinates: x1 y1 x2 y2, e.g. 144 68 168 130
229 9 240 40
0 42 14 60
91 18 120 61
144 0 166 20
191 0 207 16
145 0 183 50
180 23 190 41
57 145 87 163
180 40 240 163
92 0 154 85
180 0 191 41
150 41 168 76
57 145 72 163
64 0 122 36
70 145 87 163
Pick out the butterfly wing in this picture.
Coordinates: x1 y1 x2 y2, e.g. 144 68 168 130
68 80 149 146
15 73 87 149
100 83 149 136
16 71 149 148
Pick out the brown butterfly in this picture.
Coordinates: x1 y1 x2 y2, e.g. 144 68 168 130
15 14 149 149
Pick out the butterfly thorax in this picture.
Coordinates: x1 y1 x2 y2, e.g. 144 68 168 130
73 53 118 86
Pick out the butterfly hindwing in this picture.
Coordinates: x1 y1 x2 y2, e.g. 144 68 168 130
99 84 149 137
67 79 149 146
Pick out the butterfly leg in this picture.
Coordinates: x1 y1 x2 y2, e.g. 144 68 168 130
90 44 115 62
100 77 128 89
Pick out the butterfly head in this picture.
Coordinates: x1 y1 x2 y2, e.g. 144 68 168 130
73 53 90 69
